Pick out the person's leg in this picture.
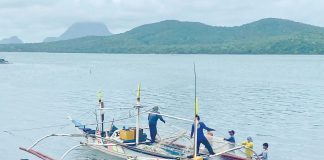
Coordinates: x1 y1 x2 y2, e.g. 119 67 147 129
196 140 201 155
150 124 157 143
149 124 154 142
202 138 215 155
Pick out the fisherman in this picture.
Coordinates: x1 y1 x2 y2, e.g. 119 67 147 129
257 143 269 160
224 130 236 143
190 115 215 155
148 106 165 143
241 136 254 159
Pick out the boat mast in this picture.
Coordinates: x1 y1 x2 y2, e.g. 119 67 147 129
98 91 105 133
99 99 105 132
135 84 142 145
193 63 198 158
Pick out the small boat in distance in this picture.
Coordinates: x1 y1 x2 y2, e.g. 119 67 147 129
0 58 9 64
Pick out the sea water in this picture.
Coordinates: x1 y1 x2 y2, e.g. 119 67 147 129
0 53 323 160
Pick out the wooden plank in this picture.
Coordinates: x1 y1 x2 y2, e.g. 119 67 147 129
19 147 55 160
221 153 248 160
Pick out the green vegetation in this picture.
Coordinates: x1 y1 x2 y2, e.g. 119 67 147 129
1 18 324 54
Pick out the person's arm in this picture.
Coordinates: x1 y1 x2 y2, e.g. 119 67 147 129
201 122 215 131
190 124 194 138
158 115 165 123
224 137 232 142
258 152 263 157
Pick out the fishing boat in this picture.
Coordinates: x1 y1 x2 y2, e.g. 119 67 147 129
19 87 257 160
20 72 261 160
0 58 9 64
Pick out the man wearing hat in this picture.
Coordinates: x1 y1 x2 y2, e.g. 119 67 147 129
241 136 254 159
148 106 165 143
190 115 216 155
224 130 236 143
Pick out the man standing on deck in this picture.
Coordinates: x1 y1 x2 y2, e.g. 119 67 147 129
190 115 215 155
148 106 165 143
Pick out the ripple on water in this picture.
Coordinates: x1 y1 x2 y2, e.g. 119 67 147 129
1 54 324 160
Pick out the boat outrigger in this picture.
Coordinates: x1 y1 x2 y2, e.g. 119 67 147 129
20 71 261 160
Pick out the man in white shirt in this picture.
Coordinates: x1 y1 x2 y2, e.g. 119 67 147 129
258 143 269 160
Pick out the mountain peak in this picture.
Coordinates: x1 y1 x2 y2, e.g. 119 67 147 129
239 18 322 36
0 36 23 44
43 22 112 42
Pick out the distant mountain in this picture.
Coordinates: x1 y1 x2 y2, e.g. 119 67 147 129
0 36 23 44
43 22 112 42
2 18 324 54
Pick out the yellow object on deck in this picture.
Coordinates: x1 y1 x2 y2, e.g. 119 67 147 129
193 156 203 160
120 129 135 140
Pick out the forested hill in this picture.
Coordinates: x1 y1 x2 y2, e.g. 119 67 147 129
1 18 324 54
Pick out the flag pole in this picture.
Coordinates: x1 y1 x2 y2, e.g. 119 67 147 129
135 83 141 145
193 63 198 158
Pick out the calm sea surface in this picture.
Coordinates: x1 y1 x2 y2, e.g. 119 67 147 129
0 53 324 160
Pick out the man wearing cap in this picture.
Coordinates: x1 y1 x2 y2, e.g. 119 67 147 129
224 130 236 143
190 115 216 155
148 106 165 143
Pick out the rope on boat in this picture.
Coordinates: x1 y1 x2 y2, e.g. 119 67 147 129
81 108 153 126
2 106 192 141
1 123 71 135
1 108 151 135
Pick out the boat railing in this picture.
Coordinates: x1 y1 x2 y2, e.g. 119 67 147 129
20 133 87 160
27 134 85 150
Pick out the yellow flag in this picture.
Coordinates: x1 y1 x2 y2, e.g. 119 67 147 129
97 90 104 100
137 83 141 99
195 97 199 115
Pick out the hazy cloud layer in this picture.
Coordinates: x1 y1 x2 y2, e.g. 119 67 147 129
1 0 324 42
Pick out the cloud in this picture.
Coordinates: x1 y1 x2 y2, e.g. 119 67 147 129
1 0 324 42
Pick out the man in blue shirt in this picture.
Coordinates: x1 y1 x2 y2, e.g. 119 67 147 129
224 130 236 143
148 106 165 143
190 115 215 155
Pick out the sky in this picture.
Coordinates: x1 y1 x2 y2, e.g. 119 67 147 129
1 0 324 43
